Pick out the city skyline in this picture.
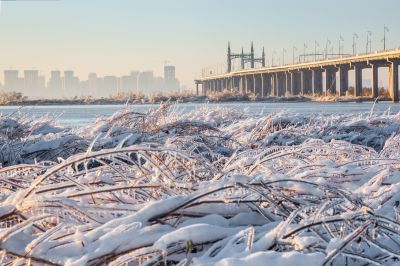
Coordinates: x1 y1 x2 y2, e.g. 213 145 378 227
2 65 181 98
0 0 399 92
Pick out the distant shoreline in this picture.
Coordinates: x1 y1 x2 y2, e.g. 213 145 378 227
0 95 392 106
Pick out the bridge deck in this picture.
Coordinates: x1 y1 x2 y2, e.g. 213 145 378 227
200 49 400 80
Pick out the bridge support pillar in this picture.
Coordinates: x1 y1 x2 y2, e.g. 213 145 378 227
276 73 283 96
371 64 379 99
290 72 295 95
291 72 301 95
301 70 312 95
286 72 292 96
339 65 349 96
354 64 363 97
243 76 247 94
254 74 262 96
389 61 399 102
252 75 256 95
325 67 337 95
281 73 287 96
245 76 249 93
312 68 323 95
270 74 274 96
272 73 277 96
265 74 272 96
261 74 265 97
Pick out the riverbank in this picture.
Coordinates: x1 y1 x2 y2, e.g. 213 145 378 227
0 95 392 106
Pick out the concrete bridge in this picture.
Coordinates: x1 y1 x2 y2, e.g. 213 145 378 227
195 47 400 102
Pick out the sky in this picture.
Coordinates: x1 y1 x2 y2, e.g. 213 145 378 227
0 0 399 89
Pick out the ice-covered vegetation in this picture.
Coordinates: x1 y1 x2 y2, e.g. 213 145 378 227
0 103 400 265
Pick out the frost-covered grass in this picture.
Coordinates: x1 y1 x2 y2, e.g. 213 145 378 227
0 103 400 265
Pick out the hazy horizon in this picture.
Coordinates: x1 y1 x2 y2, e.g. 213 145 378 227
0 0 399 95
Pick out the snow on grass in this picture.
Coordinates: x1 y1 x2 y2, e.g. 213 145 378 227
0 103 399 265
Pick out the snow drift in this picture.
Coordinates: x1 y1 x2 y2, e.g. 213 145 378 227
0 103 399 265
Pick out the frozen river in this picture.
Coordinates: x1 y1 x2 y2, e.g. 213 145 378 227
0 101 400 127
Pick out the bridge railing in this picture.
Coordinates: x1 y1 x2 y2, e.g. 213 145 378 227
200 48 400 79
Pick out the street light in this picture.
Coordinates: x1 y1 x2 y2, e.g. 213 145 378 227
303 43 308 63
325 39 331 59
339 35 344 56
366 31 372 53
282 48 286 65
352 33 359 55
314 40 319 61
383 25 389 50
293 46 297 64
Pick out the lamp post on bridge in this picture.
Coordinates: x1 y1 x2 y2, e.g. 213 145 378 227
303 43 308 63
282 48 286 65
338 35 344 57
314 40 319 61
352 33 359 55
366 31 372 53
325 39 331 59
383 25 389 50
293 46 297 64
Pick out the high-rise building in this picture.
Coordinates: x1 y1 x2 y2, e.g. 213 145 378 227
120 72 139 93
154 77 164 92
103 76 119 95
24 70 40 91
88 73 98 95
47 71 63 90
64 70 79 93
120 76 131 92
163 65 179 91
138 71 154 94
3 70 22 91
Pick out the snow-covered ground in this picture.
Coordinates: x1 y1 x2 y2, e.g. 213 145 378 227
0 103 399 265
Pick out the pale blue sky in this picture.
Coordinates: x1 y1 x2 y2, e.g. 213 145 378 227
0 0 399 88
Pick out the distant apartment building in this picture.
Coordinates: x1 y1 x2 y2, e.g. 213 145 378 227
88 73 98 95
154 76 164 92
163 65 179 91
103 76 119 94
24 70 40 91
64 70 79 95
4 70 22 92
47 71 63 90
138 71 154 94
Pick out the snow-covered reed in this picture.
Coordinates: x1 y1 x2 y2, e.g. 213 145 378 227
0 103 399 265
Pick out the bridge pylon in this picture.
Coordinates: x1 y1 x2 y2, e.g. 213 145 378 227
227 42 265 72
